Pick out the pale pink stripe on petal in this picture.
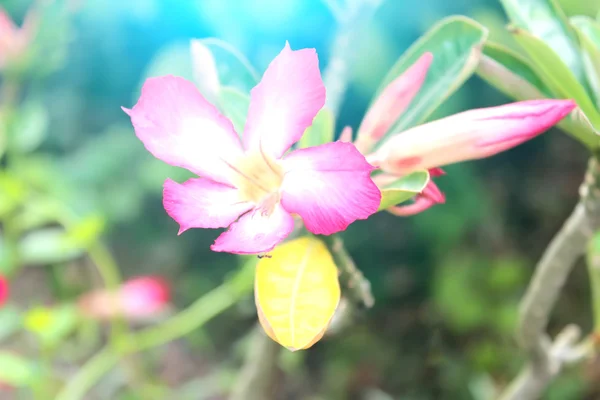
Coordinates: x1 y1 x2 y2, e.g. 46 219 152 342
280 142 381 235
123 76 243 184
163 178 252 234
243 42 326 158
211 203 294 254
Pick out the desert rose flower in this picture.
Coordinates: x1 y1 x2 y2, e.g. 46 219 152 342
123 43 381 254
353 53 576 216
0 275 8 307
78 276 171 321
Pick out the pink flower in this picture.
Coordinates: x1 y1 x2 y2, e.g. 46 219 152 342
78 276 171 321
354 53 576 216
0 276 8 307
123 43 381 254
0 6 37 69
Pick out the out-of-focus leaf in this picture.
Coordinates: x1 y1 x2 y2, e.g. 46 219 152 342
378 170 430 211
571 17 600 108
24 304 79 347
477 41 599 148
10 100 48 153
255 236 340 351
0 172 26 217
190 39 221 105
0 352 37 387
298 108 335 149
65 214 105 249
18 228 84 265
219 87 250 135
511 27 600 128
199 38 260 93
373 16 488 146
0 306 22 342
140 42 195 93
499 0 585 82
11 198 62 232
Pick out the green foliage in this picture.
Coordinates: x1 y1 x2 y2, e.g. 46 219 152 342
298 108 336 149
377 170 430 211
482 0 600 149
373 16 488 146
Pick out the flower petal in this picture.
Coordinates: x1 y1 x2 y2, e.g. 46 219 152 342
242 42 326 158
372 99 576 175
163 178 252 234
210 203 294 254
123 76 243 184
280 142 381 235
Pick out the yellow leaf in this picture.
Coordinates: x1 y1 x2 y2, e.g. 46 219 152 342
255 237 341 351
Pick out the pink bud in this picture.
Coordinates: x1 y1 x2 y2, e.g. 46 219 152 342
0 276 8 307
371 99 576 176
339 125 353 143
78 276 171 321
355 52 433 154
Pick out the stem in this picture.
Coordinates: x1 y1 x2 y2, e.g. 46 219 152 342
229 326 281 400
55 261 255 400
120 260 254 352
499 158 600 400
323 0 384 117
587 232 600 331
321 234 374 308
55 348 119 400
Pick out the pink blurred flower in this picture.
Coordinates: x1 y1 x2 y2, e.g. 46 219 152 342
78 276 171 321
0 6 38 69
354 53 576 216
123 42 381 254
0 276 8 307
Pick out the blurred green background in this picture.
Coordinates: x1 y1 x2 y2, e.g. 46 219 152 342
1 0 600 399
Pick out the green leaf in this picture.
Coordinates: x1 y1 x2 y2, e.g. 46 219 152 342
24 304 79 347
478 42 551 98
18 228 85 265
476 41 599 148
571 17 600 108
10 100 49 154
378 170 430 211
65 214 105 249
297 108 335 149
140 42 195 92
0 352 38 387
197 38 260 93
373 16 488 147
499 0 585 82
0 172 26 218
511 27 600 127
219 86 250 135
0 306 22 342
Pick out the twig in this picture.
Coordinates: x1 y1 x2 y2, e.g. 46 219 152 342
321 234 374 308
323 0 384 116
499 158 600 400
229 326 281 400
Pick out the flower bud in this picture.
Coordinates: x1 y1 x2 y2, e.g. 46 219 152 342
370 99 576 176
355 52 433 153
78 276 171 321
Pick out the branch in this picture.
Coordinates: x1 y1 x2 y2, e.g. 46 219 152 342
321 234 374 308
229 326 281 400
499 158 600 400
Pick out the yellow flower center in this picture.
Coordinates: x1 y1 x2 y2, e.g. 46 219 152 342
231 151 284 205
